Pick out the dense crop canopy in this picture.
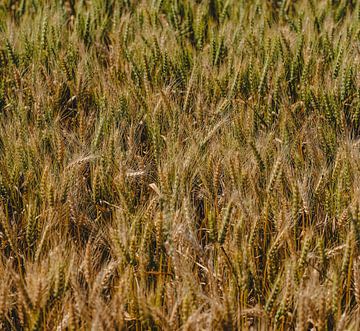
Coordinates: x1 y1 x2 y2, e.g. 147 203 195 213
0 0 359 330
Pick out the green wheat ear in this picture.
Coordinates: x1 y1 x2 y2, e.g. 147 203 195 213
26 205 38 250
5 40 18 67
265 275 281 314
218 201 233 245
40 17 48 51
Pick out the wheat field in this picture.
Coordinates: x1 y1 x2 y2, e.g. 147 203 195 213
0 0 360 330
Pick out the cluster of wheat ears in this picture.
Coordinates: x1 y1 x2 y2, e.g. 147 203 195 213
0 0 359 330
